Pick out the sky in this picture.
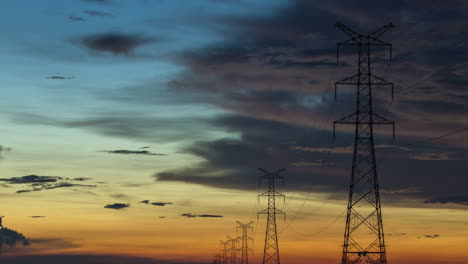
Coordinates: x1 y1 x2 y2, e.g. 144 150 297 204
0 0 468 263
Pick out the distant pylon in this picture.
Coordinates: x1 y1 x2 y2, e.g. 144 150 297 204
227 236 240 264
220 240 229 264
258 168 286 264
236 221 254 264
214 254 223 264
333 22 395 264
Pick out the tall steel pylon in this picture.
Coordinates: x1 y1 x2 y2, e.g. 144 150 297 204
227 236 239 264
220 240 229 264
258 168 285 264
333 22 395 264
236 221 254 264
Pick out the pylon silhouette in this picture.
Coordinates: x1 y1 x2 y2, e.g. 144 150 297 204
236 221 254 264
258 168 285 264
333 22 395 264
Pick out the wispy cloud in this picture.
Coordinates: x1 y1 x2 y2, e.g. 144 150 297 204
100 149 167 156
0 175 96 194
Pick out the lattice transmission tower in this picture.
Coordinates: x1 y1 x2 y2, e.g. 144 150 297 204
333 22 395 264
236 221 254 264
227 236 239 264
258 168 285 264
220 240 229 264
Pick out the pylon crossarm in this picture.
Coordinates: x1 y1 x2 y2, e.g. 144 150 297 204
335 22 362 42
334 112 357 125
368 23 394 42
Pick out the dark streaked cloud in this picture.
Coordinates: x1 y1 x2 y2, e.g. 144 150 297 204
181 213 223 218
29 216 46 218
424 196 468 206
198 214 223 218
13 114 218 144
151 202 172 206
181 213 197 218
140 200 150 204
16 183 97 194
104 203 130 210
100 149 167 156
0 175 96 194
0 175 61 184
79 32 155 55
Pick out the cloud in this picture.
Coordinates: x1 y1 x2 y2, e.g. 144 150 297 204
100 150 167 156
73 177 91 181
68 16 85 22
181 213 223 218
420 234 440 239
78 32 155 55
16 182 96 194
0 227 30 247
84 10 112 17
197 214 223 218
29 216 46 218
140 200 150 204
151 202 172 206
0 175 96 194
46 76 75 80
181 213 197 218
0 175 61 184
104 203 130 210
424 196 468 206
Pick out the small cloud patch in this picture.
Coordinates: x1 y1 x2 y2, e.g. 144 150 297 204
79 33 155 55
104 203 130 210
100 150 166 156
29 216 46 218
151 202 172 206
181 213 223 218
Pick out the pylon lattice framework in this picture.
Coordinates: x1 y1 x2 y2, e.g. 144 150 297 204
220 240 229 264
333 22 395 264
236 221 254 264
258 168 285 264
227 236 240 264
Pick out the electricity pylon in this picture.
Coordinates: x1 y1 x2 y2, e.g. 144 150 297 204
220 240 229 264
227 236 240 264
236 221 254 264
333 22 395 264
214 254 223 264
258 168 285 264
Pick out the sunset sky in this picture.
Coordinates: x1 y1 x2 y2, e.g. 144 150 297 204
1 0 468 264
